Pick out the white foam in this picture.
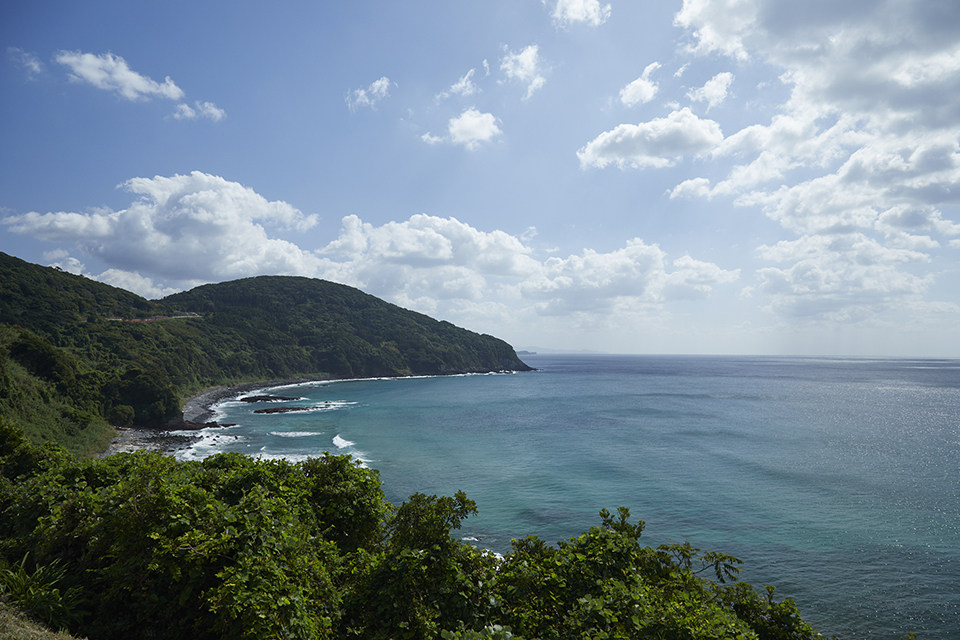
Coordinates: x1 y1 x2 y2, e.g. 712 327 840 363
332 435 355 448
278 400 357 413
269 431 324 438
172 425 243 462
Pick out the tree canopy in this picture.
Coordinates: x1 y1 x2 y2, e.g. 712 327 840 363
0 421 828 640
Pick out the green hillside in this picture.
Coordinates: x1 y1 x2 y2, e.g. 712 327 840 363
0 252 529 454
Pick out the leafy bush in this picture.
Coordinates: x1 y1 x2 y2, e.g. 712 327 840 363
0 424 828 640
0 555 84 629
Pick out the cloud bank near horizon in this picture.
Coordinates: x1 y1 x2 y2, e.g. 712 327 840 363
3 173 739 331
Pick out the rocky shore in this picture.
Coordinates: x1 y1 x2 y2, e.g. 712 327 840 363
99 376 333 457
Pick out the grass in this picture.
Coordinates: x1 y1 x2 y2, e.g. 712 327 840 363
0 602 85 640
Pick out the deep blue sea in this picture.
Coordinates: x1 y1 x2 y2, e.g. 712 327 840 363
176 355 960 639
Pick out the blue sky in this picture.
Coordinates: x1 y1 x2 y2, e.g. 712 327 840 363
3 0 959 356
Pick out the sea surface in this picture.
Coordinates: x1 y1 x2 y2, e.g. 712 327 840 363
176 354 960 639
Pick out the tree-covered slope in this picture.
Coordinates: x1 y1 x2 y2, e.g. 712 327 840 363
0 253 170 335
0 252 529 449
161 274 531 380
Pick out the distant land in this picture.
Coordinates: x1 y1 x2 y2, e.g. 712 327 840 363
517 346 609 355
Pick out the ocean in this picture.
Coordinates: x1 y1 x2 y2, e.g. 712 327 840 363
176 354 960 639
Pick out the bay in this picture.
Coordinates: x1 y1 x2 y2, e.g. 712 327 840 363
177 354 960 639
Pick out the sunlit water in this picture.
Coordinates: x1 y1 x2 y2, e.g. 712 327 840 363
175 355 960 639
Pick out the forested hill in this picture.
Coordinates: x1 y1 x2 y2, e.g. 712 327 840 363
0 252 529 453
161 275 530 379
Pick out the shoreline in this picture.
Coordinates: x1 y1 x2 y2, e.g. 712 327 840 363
100 369 530 458
101 376 335 458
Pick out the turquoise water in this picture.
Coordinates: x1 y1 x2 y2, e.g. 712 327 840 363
177 355 960 639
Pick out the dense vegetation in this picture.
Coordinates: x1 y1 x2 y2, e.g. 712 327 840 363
0 252 529 454
0 420 828 640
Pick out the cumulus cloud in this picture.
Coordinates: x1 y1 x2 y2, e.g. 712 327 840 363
752 234 933 319
670 0 960 321
422 107 502 151
517 240 738 314
578 107 724 169
550 0 612 27
346 76 392 111
55 51 184 101
619 62 661 107
3 174 738 324
8 47 43 78
673 0 757 61
2 172 320 289
500 45 546 100
173 101 226 121
97 269 182 299
317 215 737 319
687 71 733 110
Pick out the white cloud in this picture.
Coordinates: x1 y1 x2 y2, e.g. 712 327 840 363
96 269 182 299
578 107 724 169
318 215 736 318
550 0 612 27
500 45 546 100
46 253 85 275
662 255 741 300
687 71 733 110
346 76 392 112
449 108 502 150
55 51 184 101
437 69 480 100
518 240 738 314
2 172 320 288
753 234 933 319
423 108 502 151
173 101 226 121
3 174 739 322
673 0 757 61
670 0 960 322
619 62 661 107
8 47 43 78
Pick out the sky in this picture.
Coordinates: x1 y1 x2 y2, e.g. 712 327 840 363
2 0 960 357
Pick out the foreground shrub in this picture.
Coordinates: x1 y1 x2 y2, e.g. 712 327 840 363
0 424 827 640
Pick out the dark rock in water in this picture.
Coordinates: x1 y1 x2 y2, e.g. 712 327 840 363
253 406 310 414
176 419 228 431
240 395 299 403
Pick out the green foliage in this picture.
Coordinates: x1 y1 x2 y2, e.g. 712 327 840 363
0 430 389 640
0 554 85 630
100 367 181 427
0 253 530 392
300 453 390 553
0 428 828 640
493 507 823 640
712 583 822 640
0 335 115 458
340 491 500 639
442 625 524 640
